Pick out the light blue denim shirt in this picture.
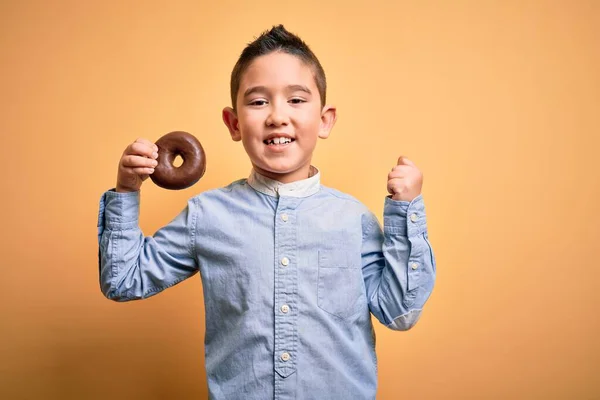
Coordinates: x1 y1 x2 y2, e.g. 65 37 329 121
97 168 436 400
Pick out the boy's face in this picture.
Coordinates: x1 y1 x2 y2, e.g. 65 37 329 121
223 52 336 183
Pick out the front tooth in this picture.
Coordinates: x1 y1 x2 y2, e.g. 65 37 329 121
273 137 281 144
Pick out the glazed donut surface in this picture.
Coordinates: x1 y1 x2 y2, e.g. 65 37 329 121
150 131 206 190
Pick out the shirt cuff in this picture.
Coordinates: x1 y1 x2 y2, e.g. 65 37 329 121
383 194 427 237
99 189 140 231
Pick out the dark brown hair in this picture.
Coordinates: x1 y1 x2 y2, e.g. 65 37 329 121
229 24 327 110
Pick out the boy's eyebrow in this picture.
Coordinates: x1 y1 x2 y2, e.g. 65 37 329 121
287 84 312 95
243 85 312 98
243 86 267 98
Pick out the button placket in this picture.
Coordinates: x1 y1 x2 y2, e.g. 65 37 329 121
273 200 298 378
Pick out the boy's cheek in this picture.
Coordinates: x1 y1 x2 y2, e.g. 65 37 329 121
239 112 263 127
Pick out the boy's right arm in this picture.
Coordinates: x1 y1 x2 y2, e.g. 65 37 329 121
97 138 198 301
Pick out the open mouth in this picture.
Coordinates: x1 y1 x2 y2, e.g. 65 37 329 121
263 137 295 146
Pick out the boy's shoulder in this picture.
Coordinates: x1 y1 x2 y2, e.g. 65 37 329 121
319 184 363 204
318 185 373 213
189 178 248 201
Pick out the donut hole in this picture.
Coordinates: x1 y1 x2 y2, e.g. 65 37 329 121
172 155 184 168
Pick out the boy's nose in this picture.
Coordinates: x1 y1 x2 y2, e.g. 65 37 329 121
266 106 289 126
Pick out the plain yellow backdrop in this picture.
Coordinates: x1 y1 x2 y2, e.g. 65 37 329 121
1 1 598 399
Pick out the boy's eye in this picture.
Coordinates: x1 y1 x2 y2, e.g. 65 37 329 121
249 100 268 106
289 98 306 104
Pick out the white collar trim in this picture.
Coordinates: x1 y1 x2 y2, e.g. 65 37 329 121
247 167 321 198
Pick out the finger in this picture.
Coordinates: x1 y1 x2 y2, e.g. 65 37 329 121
387 178 404 195
388 165 412 178
397 156 415 166
132 167 155 175
135 138 158 152
133 141 158 157
126 142 158 159
122 154 159 169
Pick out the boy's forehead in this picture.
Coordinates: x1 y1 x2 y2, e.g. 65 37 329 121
240 52 317 91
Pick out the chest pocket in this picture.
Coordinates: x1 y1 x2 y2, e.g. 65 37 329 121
317 250 366 320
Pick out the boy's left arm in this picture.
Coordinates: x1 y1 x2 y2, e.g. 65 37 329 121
361 156 437 330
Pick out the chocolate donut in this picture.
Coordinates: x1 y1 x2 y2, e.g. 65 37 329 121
150 131 206 190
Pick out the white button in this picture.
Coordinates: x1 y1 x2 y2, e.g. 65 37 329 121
281 257 289 266
281 214 288 222
281 352 290 361
411 262 419 270
281 304 290 313
410 213 418 222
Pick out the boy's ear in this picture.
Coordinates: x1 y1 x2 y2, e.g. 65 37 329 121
222 107 241 141
318 105 337 139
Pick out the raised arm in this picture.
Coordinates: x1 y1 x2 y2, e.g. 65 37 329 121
361 156 436 330
97 138 198 301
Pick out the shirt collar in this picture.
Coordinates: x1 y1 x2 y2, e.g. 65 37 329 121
247 166 321 198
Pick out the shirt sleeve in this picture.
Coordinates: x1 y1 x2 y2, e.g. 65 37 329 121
97 189 198 301
361 194 436 330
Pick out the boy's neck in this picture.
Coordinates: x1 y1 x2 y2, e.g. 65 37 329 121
251 165 317 184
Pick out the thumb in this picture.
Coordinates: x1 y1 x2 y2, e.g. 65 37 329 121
397 156 415 166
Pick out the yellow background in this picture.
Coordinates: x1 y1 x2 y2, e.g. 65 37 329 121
1 0 598 399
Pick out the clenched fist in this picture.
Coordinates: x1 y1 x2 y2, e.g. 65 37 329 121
387 156 423 202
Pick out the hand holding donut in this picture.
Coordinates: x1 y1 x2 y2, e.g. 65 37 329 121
116 131 206 193
387 156 423 202
116 138 159 193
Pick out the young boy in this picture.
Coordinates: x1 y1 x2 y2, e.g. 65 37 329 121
98 25 436 399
